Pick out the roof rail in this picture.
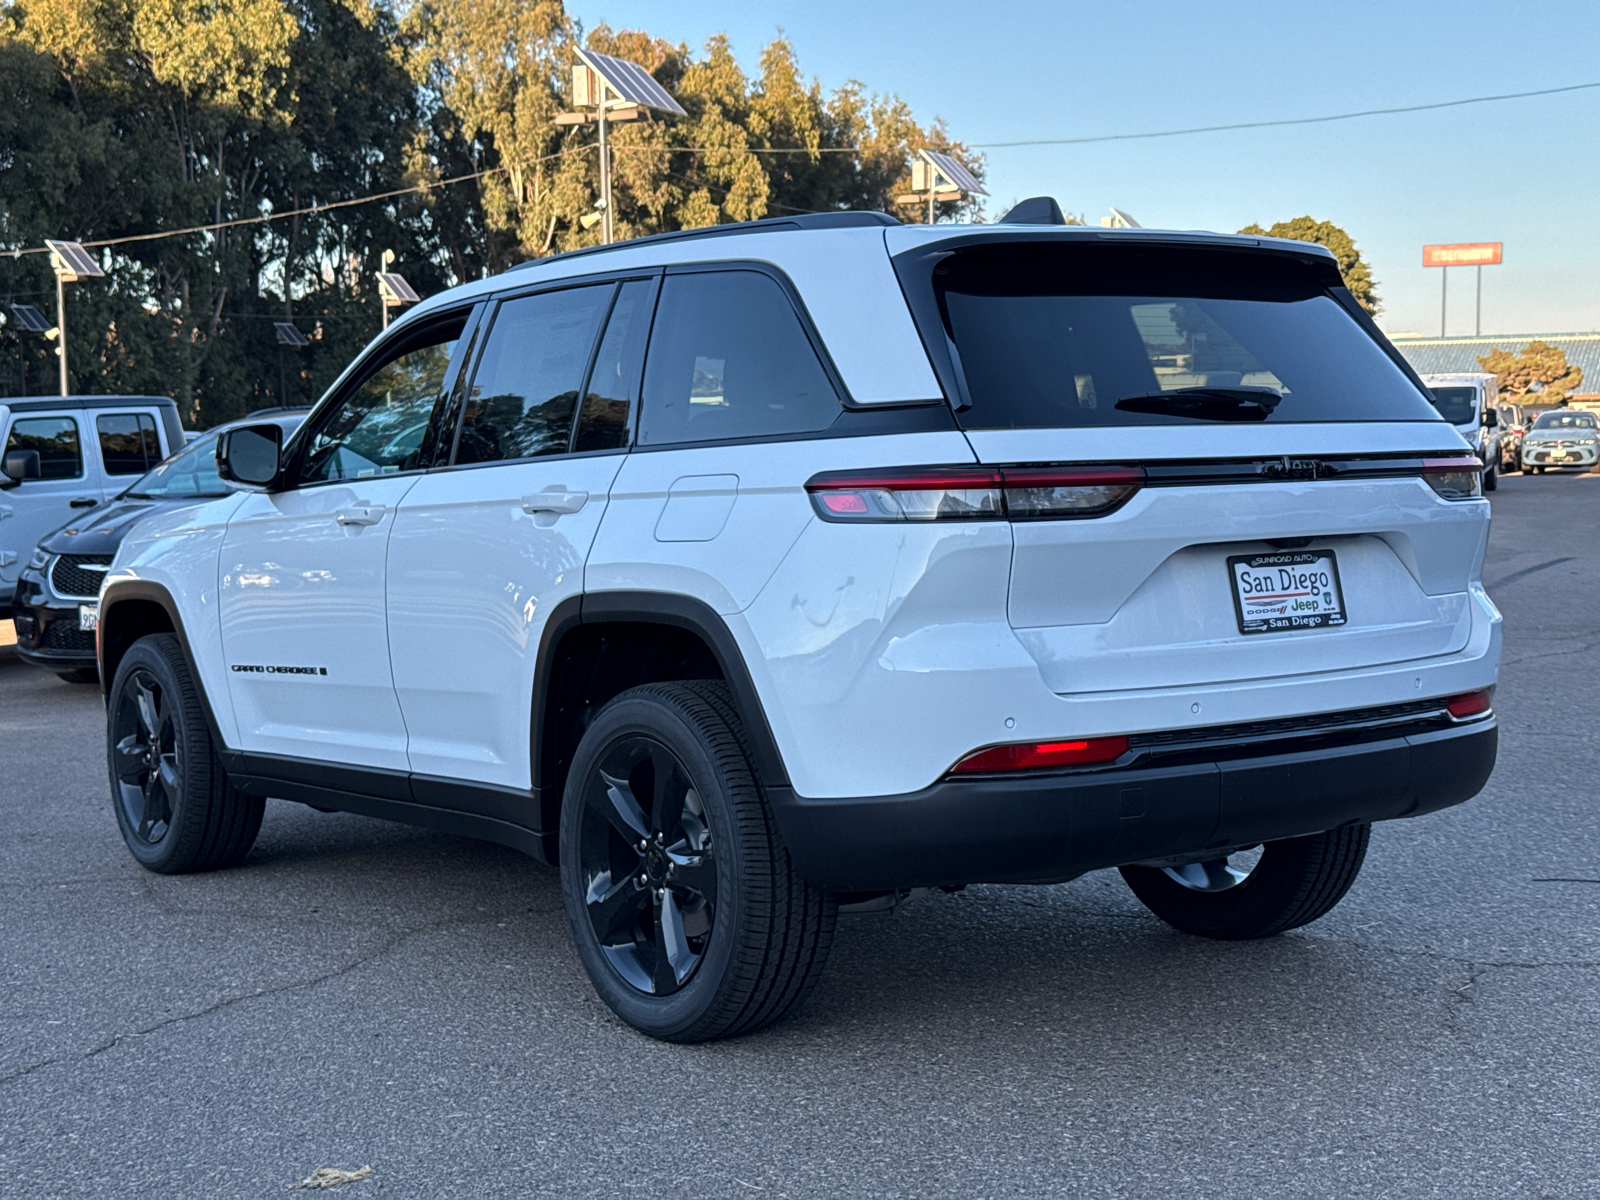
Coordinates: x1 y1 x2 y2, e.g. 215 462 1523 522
513 211 901 272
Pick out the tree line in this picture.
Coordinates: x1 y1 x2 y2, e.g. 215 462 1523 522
0 0 982 426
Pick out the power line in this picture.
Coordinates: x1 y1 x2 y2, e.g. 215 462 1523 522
970 80 1600 148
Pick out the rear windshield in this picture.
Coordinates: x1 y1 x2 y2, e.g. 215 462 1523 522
931 243 1440 428
1427 387 1479 425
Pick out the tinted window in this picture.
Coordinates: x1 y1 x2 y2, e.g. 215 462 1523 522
1427 387 1479 425
574 280 654 453
639 271 840 446
455 285 612 465
298 330 460 485
6 416 82 479
97 413 161 475
934 243 1441 428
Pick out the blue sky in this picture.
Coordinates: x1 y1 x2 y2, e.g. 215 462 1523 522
572 0 1600 338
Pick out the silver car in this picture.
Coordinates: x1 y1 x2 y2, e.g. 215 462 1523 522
1522 410 1600 473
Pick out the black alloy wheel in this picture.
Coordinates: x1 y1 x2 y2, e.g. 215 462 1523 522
111 668 181 846
559 681 836 1042
576 735 717 996
106 633 264 873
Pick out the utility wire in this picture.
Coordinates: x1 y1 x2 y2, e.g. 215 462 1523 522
970 80 1600 147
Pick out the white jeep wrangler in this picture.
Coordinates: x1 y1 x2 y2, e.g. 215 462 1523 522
97 209 1500 1041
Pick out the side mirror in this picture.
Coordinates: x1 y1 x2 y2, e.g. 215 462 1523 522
1 448 42 487
216 424 283 487
1482 409 1498 428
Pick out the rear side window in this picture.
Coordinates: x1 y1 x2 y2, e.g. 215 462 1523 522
455 285 612 465
97 413 161 475
932 242 1440 428
574 280 654 453
6 416 82 479
638 271 840 446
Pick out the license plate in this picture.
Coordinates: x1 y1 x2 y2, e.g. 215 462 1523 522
1552 451 1570 460
78 604 98 632
1228 551 1347 635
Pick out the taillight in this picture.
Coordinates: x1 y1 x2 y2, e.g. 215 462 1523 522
806 465 1144 522
1421 457 1483 500
1445 688 1492 719
950 735 1130 774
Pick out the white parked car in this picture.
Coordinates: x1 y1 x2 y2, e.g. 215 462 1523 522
96 208 1500 1041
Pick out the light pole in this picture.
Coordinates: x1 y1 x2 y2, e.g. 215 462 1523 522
44 241 104 397
556 49 687 246
894 150 986 224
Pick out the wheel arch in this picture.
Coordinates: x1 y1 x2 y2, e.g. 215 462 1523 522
98 581 226 746
533 591 790 847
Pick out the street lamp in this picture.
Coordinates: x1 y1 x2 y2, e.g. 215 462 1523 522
895 150 987 224
44 240 105 397
274 321 310 406
2 302 51 395
556 48 687 246
375 250 420 331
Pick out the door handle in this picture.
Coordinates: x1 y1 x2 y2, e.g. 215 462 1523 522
521 490 589 516
70 497 98 508
335 506 385 526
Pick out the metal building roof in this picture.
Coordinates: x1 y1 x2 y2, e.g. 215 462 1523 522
1392 332 1600 396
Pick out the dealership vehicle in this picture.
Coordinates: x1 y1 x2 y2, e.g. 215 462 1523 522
1420 372 1500 490
1495 402 1526 473
97 209 1500 1042
12 408 308 681
1 396 183 614
1520 409 1600 473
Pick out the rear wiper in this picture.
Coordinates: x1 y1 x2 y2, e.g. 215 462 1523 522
1114 386 1283 423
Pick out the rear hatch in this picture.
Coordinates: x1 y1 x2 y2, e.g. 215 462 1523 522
889 231 1486 696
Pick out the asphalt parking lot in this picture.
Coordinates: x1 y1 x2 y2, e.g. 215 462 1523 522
2 471 1597 1198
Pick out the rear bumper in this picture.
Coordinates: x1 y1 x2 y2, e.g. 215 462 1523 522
769 719 1496 891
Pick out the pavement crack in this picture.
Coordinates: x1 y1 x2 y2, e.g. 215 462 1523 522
1486 556 1577 589
0 918 467 1087
1500 637 1600 668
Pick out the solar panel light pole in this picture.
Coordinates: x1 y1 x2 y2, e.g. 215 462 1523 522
556 48 687 245
45 240 105 397
273 321 310 406
895 150 987 224
375 250 421 332
2 303 51 395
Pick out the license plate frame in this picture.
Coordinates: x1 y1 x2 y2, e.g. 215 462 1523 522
1227 550 1347 636
78 603 99 632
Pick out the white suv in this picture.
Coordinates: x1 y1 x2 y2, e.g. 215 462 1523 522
97 210 1500 1042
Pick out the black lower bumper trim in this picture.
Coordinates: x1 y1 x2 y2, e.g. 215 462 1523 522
768 720 1496 891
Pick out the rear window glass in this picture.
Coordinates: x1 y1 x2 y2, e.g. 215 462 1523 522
1427 387 1479 425
933 243 1440 428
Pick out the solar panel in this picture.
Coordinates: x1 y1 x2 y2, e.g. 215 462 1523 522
45 239 105 279
576 48 687 116
274 322 310 347
6 303 51 334
376 272 421 304
920 150 986 197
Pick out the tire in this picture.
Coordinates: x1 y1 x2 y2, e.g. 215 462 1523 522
1483 463 1497 491
55 667 100 685
559 681 836 1042
1119 823 1370 940
106 633 264 873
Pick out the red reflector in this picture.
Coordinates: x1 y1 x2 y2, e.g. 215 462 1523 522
1445 689 1492 718
819 492 869 514
951 735 1129 774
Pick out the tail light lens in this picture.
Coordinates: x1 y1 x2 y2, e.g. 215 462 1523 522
1422 457 1483 500
951 735 1130 774
1445 688 1492 719
806 465 1144 522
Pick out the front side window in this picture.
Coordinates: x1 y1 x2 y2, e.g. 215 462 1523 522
297 324 462 485
932 242 1441 428
638 271 841 446
97 413 161 475
6 416 82 479
454 285 613 465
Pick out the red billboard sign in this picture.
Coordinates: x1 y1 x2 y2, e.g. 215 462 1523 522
1423 242 1502 267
